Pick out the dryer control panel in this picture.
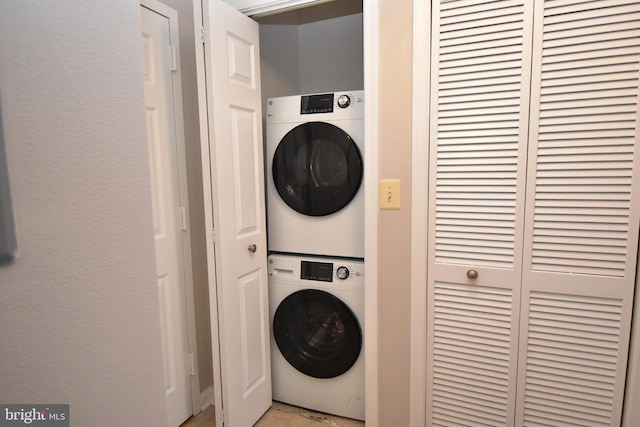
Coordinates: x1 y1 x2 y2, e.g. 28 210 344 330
300 93 334 114
266 90 364 124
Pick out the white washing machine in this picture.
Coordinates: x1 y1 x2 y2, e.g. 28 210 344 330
266 90 364 259
268 254 365 420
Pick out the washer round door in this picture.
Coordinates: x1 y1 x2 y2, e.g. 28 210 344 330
272 122 363 217
273 289 362 379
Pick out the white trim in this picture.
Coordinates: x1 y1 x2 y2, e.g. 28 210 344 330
409 0 429 425
223 0 333 16
623 244 640 426
140 0 202 416
363 0 379 425
192 1 224 427
199 385 215 412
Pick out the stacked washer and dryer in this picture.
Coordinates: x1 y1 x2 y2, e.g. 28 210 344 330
265 90 365 420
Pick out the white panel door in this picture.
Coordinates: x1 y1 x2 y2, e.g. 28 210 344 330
141 5 192 427
427 1 534 425
201 1 271 426
517 1 640 425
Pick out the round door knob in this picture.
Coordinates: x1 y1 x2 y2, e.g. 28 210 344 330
248 244 257 253
466 269 478 279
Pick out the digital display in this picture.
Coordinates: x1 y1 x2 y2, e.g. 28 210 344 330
301 261 333 282
300 94 334 114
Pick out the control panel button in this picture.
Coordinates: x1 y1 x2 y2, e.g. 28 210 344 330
337 95 351 108
336 266 350 280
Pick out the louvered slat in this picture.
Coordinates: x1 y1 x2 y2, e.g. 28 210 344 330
434 0 527 269
433 282 513 427
522 292 622 427
530 0 640 277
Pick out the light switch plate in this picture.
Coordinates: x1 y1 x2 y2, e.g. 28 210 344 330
379 179 401 210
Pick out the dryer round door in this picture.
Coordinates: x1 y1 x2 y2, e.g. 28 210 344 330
273 289 362 379
272 122 363 216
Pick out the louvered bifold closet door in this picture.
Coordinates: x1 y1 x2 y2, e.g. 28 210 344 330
427 1 534 426
517 1 640 425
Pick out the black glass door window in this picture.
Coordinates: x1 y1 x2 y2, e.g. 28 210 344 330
272 122 363 216
273 289 362 379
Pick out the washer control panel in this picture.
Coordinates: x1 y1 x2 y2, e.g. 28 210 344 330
268 254 364 290
301 260 334 282
299 259 363 282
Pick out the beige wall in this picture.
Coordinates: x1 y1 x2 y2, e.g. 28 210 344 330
297 13 364 94
259 12 363 103
376 0 413 425
0 2 166 425
158 0 214 397
260 24 301 100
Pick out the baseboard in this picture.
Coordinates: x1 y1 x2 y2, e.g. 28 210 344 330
199 386 214 412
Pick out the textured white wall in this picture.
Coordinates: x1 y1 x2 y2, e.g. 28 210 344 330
0 2 166 426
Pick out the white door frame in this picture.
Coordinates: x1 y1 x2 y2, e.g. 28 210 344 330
409 0 429 426
363 0 379 425
623 250 640 426
140 0 201 417
193 1 380 425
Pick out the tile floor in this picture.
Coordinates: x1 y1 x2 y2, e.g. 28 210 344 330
181 401 365 427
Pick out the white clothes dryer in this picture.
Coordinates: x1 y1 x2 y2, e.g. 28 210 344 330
266 90 364 259
268 254 365 420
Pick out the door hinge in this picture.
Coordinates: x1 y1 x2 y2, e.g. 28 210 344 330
221 408 224 424
201 26 206 44
189 352 196 376
170 44 177 72
180 206 187 231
